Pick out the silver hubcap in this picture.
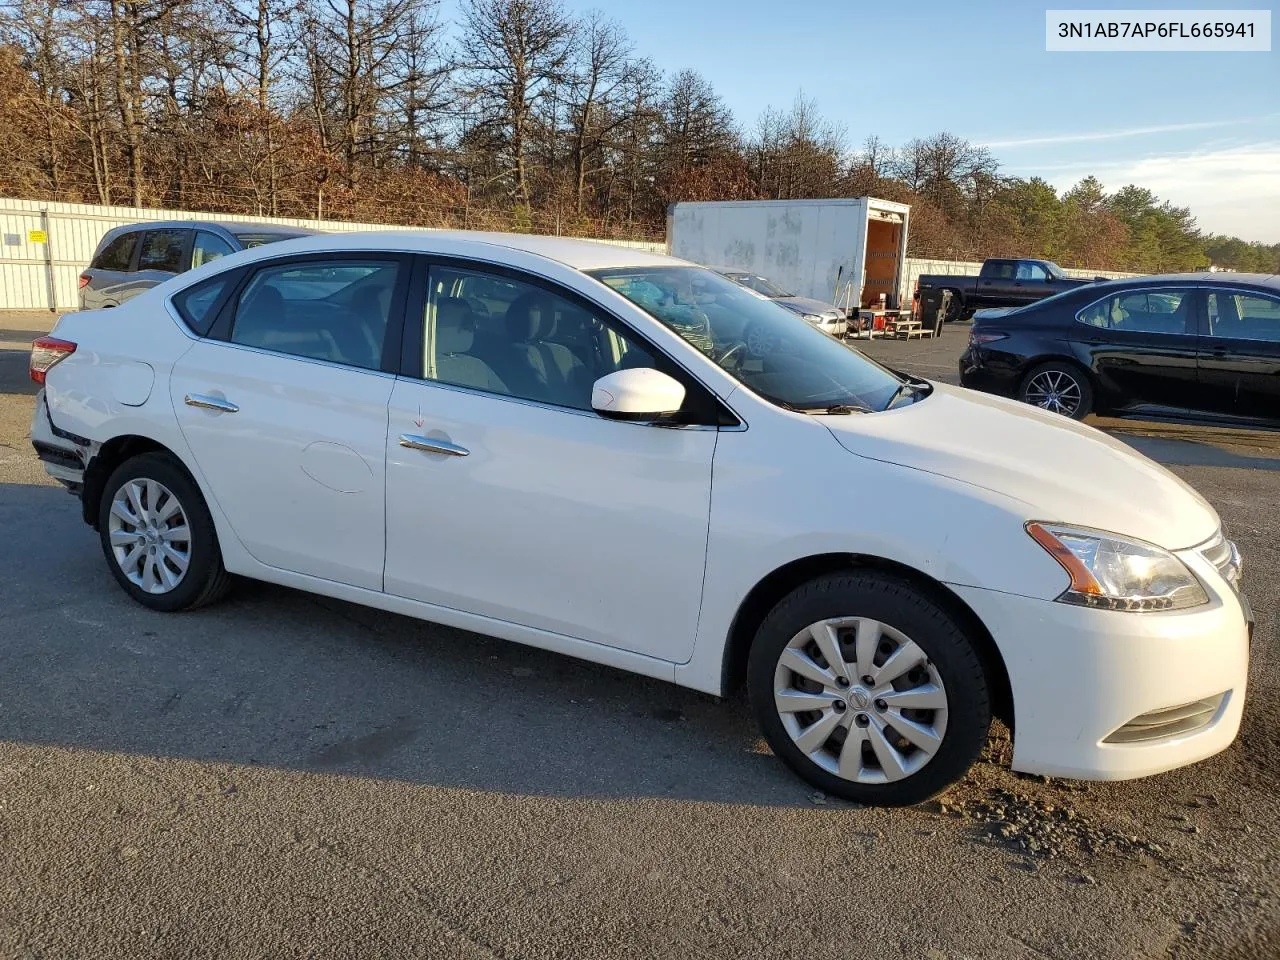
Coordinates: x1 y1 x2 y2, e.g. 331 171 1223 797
1024 370 1082 416
773 617 949 784
108 478 192 594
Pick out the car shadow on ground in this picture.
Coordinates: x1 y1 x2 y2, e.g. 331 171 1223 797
0 482 826 807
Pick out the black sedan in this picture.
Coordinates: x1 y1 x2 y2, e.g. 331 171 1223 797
958 273 1280 425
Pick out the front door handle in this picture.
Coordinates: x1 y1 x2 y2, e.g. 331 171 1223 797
184 393 239 413
399 434 469 457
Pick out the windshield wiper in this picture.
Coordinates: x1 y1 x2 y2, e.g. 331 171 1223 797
883 381 928 411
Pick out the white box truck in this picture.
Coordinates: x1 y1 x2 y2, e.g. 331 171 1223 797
666 197 911 312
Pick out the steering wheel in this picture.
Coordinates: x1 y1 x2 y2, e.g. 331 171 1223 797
745 323 782 358
717 341 748 370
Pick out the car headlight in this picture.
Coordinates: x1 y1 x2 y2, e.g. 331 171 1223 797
1026 522 1208 611
801 313 821 322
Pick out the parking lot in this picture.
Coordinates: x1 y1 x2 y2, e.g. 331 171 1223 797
0 310 1276 959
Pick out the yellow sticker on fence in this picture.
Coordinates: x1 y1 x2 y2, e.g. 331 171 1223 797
27 229 47 244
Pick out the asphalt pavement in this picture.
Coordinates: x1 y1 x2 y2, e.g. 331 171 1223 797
0 311 1276 959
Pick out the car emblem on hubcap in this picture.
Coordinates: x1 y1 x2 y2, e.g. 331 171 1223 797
851 689 871 709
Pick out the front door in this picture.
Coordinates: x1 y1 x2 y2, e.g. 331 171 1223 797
383 259 717 662
170 254 408 589
1072 287 1202 410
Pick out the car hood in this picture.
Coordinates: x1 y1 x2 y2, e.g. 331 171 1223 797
775 296 842 318
823 383 1219 550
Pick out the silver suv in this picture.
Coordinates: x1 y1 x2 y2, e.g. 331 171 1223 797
79 220 314 310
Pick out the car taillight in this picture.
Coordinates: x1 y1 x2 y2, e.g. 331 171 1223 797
30 337 77 385
78 274 91 289
969 331 1008 345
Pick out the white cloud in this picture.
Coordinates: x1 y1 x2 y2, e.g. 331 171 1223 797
981 118 1262 149
1018 142 1280 243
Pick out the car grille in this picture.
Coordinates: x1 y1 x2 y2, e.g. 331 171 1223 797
1104 694 1227 744
1199 531 1242 592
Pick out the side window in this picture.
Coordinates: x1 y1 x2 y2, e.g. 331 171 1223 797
1077 289 1192 334
172 275 232 336
230 259 400 370
1015 262 1048 281
137 229 189 274
1207 291 1280 342
987 261 1016 280
91 232 139 272
192 231 235 269
423 266 655 411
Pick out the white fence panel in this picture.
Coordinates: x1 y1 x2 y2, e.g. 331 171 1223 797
0 198 665 310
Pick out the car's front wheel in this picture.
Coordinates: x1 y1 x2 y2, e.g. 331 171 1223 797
748 571 991 806
97 452 233 612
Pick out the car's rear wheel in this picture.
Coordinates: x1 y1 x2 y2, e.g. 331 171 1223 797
748 571 991 806
97 452 232 611
1019 361 1093 419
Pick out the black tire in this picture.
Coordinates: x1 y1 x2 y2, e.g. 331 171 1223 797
97 451 233 612
747 571 991 807
1018 360 1094 420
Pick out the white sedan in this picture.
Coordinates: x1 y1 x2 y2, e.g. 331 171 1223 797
29 231 1251 806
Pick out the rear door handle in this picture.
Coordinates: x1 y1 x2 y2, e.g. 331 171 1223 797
184 393 239 413
399 434 469 457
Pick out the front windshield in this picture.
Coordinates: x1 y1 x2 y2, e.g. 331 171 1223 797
591 266 912 412
732 273 793 298
1044 261 1068 280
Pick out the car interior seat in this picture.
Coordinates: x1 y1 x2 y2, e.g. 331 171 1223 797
434 297 508 393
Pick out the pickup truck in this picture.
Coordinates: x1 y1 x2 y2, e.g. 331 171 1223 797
915 259 1105 322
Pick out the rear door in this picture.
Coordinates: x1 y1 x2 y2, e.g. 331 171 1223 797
1198 288 1280 420
169 253 409 589
1072 286 1202 410
119 228 193 302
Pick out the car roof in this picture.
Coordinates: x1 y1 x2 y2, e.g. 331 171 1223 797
220 230 682 272
111 220 316 237
1088 272 1280 291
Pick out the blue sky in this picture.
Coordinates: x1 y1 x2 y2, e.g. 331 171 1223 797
459 0 1280 242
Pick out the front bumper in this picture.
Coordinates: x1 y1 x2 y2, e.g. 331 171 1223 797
950 574 1250 781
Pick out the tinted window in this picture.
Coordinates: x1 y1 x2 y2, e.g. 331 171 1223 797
230 259 400 370
192 231 235 269
592 265 908 412
1207 291 1280 343
1015 262 1048 281
422 266 655 411
173 276 231 336
137 230 188 273
986 261 1016 280
1077 289 1193 335
92 232 139 272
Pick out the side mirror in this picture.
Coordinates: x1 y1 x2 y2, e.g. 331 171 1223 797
591 368 686 421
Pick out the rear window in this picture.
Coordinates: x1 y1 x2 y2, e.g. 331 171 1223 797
172 275 233 336
137 229 188 273
91 232 139 272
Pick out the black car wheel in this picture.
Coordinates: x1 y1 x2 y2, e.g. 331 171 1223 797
1019 362 1093 420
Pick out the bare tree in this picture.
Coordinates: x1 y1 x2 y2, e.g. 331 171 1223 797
458 0 572 206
